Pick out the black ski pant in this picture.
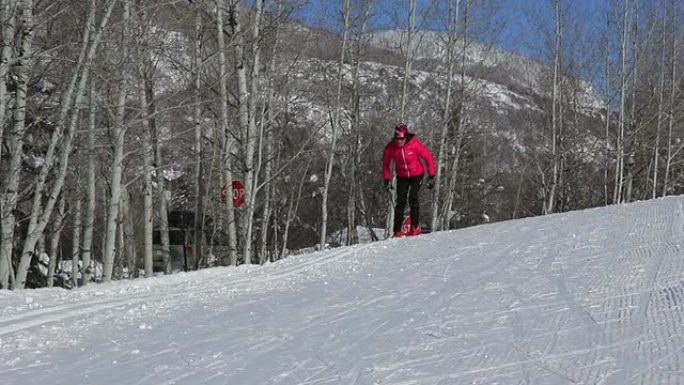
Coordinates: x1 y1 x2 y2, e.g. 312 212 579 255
394 175 423 232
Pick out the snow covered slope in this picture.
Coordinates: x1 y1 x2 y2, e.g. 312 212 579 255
3 196 684 384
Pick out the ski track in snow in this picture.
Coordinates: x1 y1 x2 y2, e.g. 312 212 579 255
3 197 684 384
0 241 377 338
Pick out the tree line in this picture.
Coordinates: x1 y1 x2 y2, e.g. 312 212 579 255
0 0 682 289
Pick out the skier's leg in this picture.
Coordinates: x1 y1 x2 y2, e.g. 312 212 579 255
394 178 410 232
408 175 423 228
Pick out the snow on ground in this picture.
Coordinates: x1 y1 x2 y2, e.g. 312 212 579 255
3 196 684 384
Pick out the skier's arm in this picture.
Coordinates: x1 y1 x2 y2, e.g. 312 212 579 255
416 140 436 176
382 145 393 180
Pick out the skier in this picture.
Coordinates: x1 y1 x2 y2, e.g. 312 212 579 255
382 123 436 237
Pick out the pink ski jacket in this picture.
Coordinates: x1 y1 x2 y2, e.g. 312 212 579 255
382 134 436 180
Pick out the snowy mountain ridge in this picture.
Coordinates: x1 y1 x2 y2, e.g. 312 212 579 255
367 29 606 111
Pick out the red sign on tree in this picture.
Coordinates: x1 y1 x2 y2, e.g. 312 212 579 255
220 180 245 208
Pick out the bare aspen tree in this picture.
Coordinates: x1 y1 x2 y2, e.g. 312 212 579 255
624 0 639 203
271 166 281 260
121 186 137 278
151 94 171 273
319 0 350 250
230 0 250 262
47 194 65 288
603 23 611 205
346 0 373 246
282 163 310 260
231 0 264 263
0 1 17 289
400 0 416 120
244 0 265 264
118 189 132 277
256 107 273 264
192 3 205 269
345 121 358 245
81 79 97 285
134 0 157 277
16 0 116 288
140 4 171 275
138 41 155 276
258 0 285 264
431 0 461 232
205 134 221 267
661 0 676 197
613 0 629 204
545 0 562 214
3 0 33 289
652 11 667 199
0 0 14 287
71 195 82 287
441 0 470 229
216 0 238 266
103 0 132 283
10 0 117 288
0 0 16 161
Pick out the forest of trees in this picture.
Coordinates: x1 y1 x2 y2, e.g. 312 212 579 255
0 0 682 289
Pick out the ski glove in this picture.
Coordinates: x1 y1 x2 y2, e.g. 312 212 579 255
384 179 393 192
426 176 435 190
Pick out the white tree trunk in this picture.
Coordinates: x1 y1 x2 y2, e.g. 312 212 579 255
431 0 460 232
81 78 97 286
346 0 372 245
6 0 33 289
0 0 17 288
135 1 170 275
121 185 136 278
652 12 667 199
545 0 562 215
320 0 350 250
282 164 310 260
151 87 170 274
246 0 264 263
230 0 249 263
662 0 676 197
603 36 611 206
441 0 469 229
135 1 155 277
139 64 155 278
623 0 639 204
399 0 416 121
71 195 82 287
257 117 273 263
216 0 237 266
613 0 629 203
0 0 16 161
257 0 285 264
103 0 131 282
192 4 205 269
232 0 263 264
47 194 66 288
118 191 130 278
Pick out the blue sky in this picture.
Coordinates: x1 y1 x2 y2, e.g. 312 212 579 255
288 0 609 62
285 0 671 69
285 0 662 93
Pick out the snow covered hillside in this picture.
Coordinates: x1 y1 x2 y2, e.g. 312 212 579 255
3 196 684 384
